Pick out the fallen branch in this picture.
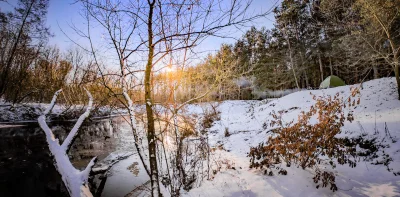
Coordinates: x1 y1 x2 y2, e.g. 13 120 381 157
38 89 95 197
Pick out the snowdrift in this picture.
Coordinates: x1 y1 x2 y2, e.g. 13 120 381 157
185 77 400 197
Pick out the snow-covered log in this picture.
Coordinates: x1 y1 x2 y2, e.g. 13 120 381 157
38 89 95 197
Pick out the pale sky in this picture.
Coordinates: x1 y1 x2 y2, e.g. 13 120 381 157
45 0 279 52
1 0 280 63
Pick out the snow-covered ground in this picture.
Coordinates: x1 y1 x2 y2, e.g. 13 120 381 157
182 77 400 197
0 102 126 123
2 77 399 196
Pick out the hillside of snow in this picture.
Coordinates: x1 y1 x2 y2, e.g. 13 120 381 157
184 77 400 197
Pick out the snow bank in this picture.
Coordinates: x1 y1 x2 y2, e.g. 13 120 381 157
185 77 400 197
0 103 126 123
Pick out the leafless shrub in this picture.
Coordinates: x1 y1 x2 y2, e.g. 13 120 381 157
224 127 230 137
200 103 221 134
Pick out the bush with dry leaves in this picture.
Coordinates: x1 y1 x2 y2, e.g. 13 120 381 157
249 88 361 191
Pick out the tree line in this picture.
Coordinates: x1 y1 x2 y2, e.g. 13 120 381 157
1 0 399 105
184 0 400 100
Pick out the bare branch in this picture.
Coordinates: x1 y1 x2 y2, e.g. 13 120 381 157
61 88 93 152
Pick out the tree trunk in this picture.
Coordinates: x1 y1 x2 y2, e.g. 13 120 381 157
373 63 379 79
298 51 308 88
336 64 339 76
318 53 324 81
355 67 359 83
145 1 161 196
304 71 309 88
394 60 400 100
287 41 300 89
121 58 151 177
0 1 34 96
329 56 333 76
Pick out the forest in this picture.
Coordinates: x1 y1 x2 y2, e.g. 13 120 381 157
1 0 399 105
0 0 399 197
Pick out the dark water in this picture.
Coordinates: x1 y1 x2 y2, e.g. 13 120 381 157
0 117 125 197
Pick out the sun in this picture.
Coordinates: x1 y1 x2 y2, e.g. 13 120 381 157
165 66 173 73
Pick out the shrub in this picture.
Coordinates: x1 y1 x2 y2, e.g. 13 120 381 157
224 127 230 137
200 103 221 134
249 87 361 191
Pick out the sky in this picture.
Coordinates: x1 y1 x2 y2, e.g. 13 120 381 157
1 0 280 63
45 0 279 52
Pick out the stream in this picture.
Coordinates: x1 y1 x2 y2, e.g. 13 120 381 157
0 116 149 197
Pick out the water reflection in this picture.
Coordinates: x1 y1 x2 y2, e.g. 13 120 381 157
0 117 125 197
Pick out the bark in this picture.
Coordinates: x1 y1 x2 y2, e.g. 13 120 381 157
355 67 359 83
387 37 400 100
329 56 333 76
336 64 339 76
94 177 107 197
373 62 378 79
299 51 309 88
287 40 300 89
318 53 324 81
175 137 186 195
145 1 161 196
394 60 400 100
121 59 151 176
290 57 300 89
304 71 309 88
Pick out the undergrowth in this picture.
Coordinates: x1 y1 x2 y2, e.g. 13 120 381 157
248 87 397 191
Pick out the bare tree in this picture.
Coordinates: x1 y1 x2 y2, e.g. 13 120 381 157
75 0 270 195
355 0 400 99
0 0 51 97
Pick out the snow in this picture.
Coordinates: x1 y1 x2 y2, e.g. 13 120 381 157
101 154 150 197
38 89 96 197
182 77 400 197
3 77 400 196
360 183 399 197
92 151 134 174
0 101 126 123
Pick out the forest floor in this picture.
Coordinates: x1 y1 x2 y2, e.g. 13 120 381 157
182 77 400 197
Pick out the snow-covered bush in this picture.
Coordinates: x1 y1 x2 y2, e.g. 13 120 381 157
249 87 361 191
